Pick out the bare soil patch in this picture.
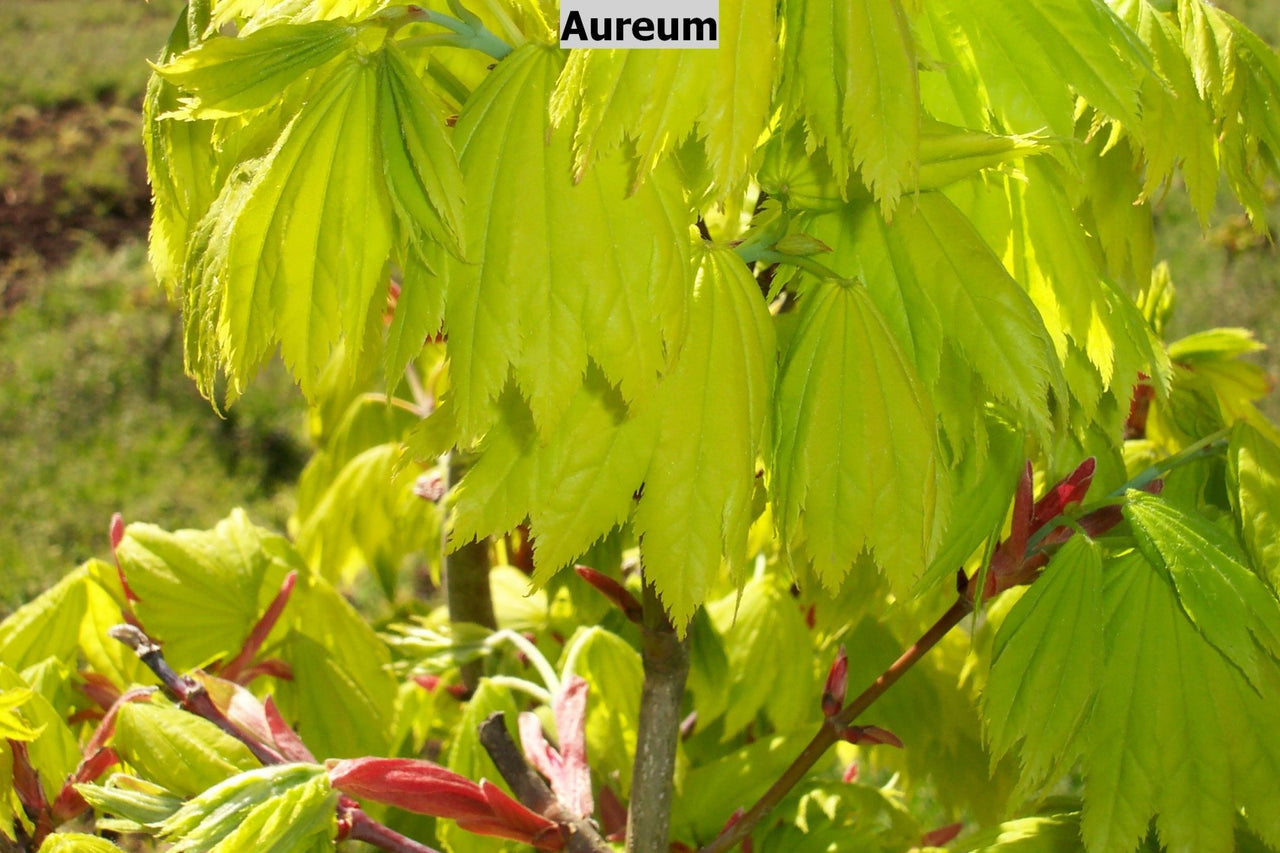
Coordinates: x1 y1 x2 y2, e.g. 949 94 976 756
0 99 152 307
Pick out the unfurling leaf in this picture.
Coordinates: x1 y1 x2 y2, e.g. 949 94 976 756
518 677 593 819
328 750 560 845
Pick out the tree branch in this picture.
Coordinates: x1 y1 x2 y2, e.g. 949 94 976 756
477 713 612 853
108 624 284 767
697 596 974 853
109 625 446 853
626 580 690 853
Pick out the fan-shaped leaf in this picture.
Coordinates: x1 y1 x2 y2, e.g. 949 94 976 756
1081 550 1280 853
772 280 944 594
779 0 919 211
445 44 690 440
984 537 1104 790
192 56 393 398
634 246 775 628
551 0 776 192
1123 491 1280 688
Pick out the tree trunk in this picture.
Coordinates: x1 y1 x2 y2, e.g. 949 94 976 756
625 579 690 853
443 454 496 693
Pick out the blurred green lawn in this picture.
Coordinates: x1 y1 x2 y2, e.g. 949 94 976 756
0 0 183 110
0 0 307 612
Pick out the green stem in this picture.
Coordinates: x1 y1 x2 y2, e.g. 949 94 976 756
398 7 513 59
737 247 844 282
186 0 211 44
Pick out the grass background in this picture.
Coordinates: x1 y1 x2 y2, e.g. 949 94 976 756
0 0 307 610
1 0 1279 611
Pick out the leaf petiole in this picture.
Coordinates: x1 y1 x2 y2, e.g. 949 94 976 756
396 5 513 60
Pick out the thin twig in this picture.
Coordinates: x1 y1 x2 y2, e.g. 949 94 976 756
109 624 285 767
109 624 442 853
477 713 612 853
697 596 974 853
345 806 444 853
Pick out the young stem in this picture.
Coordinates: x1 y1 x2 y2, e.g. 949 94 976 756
443 454 497 694
346 808 443 853
112 625 443 853
626 580 691 853
477 714 613 853
697 596 973 853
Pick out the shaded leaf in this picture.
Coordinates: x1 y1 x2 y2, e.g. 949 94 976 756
1228 421 1280 591
1123 491 1280 688
707 576 815 737
1080 551 1280 853
984 537 1104 791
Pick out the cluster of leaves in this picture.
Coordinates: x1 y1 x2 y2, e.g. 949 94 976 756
4 0 1280 850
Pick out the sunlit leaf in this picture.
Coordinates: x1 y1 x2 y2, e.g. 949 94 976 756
112 700 259 798
550 0 776 192
160 763 328 850
377 41 465 259
445 44 690 440
779 0 919 211
0 566 87 672
450 368 659 580
116 510 297 670
154 21 357 118
984 537 1103 791
634 246 775 628
190 55 393 398
772 280 944 594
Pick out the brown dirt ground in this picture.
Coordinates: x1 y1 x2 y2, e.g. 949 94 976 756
0 99 152 308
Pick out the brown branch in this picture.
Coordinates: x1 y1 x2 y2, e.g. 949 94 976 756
109 624 285 767
697 596 974 853
110 624 443 853
626 580 690 853
477 713 613 853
